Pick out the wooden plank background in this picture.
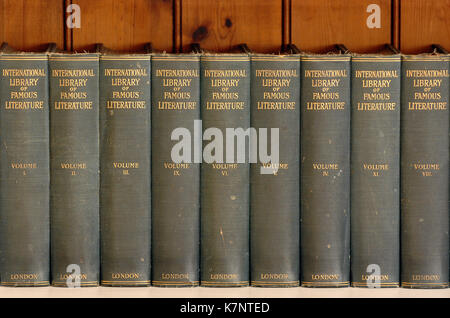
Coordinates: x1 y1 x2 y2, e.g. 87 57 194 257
180 0 283 53
291 0 392 53
399 0 450 53
0 0 64 51
69 0 173 52
0 0 448 53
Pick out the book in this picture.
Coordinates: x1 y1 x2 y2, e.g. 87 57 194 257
151 53 201 287
350 51 401 288
0 47 50 287
49 53 100 287
200 53 250 287
250 53 300 287
300 53 351 287
401 53 449 289
99 52 151 286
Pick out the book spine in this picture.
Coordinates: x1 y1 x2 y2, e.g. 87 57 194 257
300 55 351 287
99 55 151 287
200 55 250 287
350 55 401 288
401 55 449 289
250 55 300 287
0 54 50 287
151 54 201 287
49 54 100 287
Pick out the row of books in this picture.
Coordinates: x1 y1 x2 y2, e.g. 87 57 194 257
0 42 448 288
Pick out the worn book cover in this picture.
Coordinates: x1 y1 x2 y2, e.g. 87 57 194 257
300 54 351 287
401 53 449 289
250 53 300 287
0 51 50 287
99 53 151 287
152 53 201 287
200 54 250 287
49 53 100 287
351 53 401 288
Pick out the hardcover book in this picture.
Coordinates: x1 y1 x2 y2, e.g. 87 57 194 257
151 53 201 287
350 51 401 288
250 53 300 287
0 48 50 286
401 53 449 289
49 53 100 287
200 53 250 287
300 53 351 287
99 52 151 286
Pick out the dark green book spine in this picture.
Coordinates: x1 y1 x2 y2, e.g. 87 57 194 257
151 54 200 287
350 55 401 288
250 54 300 287
200 54 250 287
49 54 100 287
100 55 151 287
401 55 449 289
0 54 50 287
300 55 351 287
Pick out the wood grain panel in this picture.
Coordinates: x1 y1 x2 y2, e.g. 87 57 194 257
70 0 173 52
291 0 392 53
400 0 450 53
392 0 400 49
0 0 64 51
181 0 283 53
174 0 182 52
